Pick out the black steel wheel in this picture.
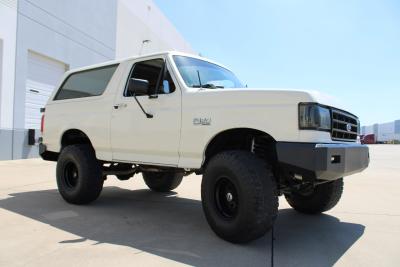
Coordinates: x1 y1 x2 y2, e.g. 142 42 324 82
63 162 79 189
214 177 239 219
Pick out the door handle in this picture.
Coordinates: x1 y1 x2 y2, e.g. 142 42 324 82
113 103 127 109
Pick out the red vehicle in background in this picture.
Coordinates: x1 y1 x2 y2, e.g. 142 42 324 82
361 134 376 144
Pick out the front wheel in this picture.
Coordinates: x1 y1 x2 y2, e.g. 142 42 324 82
142 172 183 192
285 178 344 214
201 150 278 243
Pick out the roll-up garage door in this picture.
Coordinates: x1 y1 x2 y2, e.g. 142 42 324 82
25 51 67 129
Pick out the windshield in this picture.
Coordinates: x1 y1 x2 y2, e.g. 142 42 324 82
173 55 244 89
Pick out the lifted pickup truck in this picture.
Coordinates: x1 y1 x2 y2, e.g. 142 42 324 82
40 51 369 243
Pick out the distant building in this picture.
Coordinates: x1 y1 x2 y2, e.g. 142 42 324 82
361 120 400 142
0 0 194 160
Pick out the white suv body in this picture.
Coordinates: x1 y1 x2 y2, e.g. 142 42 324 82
43 52 357 168
39 51 369 243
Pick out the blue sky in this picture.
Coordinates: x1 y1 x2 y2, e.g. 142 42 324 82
154 0 400 126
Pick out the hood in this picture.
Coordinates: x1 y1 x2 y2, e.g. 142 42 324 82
241 88 349 112
194 87 354 116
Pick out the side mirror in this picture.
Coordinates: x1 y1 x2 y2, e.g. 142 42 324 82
127 78 149 96
162 80 170 94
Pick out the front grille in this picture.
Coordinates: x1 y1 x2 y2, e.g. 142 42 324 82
331 109 358 142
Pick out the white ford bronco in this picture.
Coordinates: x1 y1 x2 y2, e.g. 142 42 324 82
40 51 369 243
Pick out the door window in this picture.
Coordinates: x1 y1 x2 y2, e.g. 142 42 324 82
125 59 175 97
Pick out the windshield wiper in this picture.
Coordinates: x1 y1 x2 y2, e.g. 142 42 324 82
192 83 224 89
193 71 224 89
203 83 224 89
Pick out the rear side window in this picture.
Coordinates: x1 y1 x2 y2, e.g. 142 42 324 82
54 64 118 100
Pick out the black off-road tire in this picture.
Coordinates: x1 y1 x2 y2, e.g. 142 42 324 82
285 178 344 214
201 150 278 243
116 174 133 181
56 144 104 204
142 172 183 192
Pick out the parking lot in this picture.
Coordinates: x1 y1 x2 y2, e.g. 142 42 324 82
0 145 399 267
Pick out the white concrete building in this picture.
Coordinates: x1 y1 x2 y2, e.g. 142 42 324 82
0 0 194 160
361 120 400 142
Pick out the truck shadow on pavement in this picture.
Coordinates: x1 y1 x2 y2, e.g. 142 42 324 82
0 186 364 267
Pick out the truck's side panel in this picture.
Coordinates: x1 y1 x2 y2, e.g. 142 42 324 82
177 89 335 169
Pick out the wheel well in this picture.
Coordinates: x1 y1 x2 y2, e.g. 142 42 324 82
61 129 93 149
203 128 277 167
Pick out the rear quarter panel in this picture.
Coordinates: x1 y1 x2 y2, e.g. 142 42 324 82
42 63 127 161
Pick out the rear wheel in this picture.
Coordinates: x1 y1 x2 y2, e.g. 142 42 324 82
142 172 183 192
56 144 103 204
285 178 344 214
201 150 278 243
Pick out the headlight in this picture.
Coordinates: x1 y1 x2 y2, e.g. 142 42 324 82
299 103 331 131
